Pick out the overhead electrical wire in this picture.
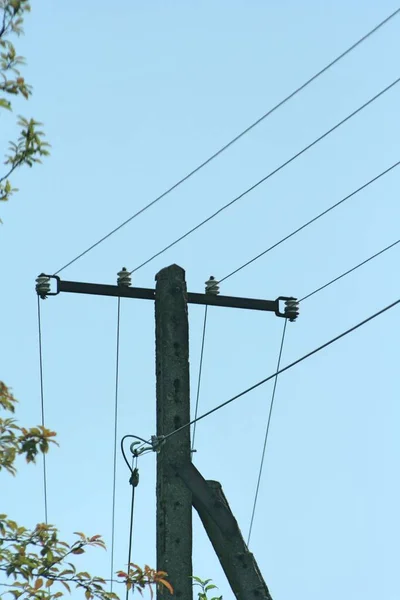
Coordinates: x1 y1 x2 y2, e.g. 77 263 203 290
125 456 138 600
52 8 400 277
128 78 400 275
219 160 400 284
120 434 149 472
300 238 400 301
187 164 399 461
245 237 400 545
191 306 208 452
247 319 287 546
36 296 48 525
161 298 400 442
110 298 121 593
119 440 143 598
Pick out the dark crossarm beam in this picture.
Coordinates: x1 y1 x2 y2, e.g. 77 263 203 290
55 278 281 313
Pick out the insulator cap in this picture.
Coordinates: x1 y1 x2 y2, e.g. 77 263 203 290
284 297 299 322
117 267 131 287
35 274 50 299
205 275 220 295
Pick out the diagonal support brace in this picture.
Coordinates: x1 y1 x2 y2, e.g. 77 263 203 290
178 462 273 600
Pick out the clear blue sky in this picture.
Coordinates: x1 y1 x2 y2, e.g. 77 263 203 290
2 2 400 599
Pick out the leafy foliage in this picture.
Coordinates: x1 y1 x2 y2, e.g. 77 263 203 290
0 4 173 597
0 385 173 599
0 0 50 212
192 576 222 600
0 381 58 475
117 564 173 598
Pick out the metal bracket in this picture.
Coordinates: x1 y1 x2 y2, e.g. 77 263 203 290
275 296 300 321
35 274 61 299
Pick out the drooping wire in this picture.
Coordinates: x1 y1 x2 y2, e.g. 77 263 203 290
191 306 208 451
300 238 400 302
247 319 287 547
161 298 400 442
219 160 400 284
126 456 138 600
120 434 150 472
119 437 145 596
37 295 48 524
128 78 400 275
52 8 400 277
110 297 121 592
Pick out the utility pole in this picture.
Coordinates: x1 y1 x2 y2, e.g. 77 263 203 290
36 266 298 600
155 265 192 599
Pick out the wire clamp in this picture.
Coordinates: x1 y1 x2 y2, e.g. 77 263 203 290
151 435 165 453
129 467 139 487
117 267 132 287
205 275 220 295
129 440 149 458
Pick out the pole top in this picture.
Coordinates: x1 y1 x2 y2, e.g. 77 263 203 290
155 264 185 281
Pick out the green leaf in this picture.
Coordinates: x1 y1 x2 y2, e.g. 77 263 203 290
0 98 12 110
34 578 43 589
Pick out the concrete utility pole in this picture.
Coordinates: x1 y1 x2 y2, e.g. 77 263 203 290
36 266 298 600
155 265 193 600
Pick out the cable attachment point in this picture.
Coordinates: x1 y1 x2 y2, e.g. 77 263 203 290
129 467 139 487
129 440 153 458
284 297 299 322
35 273 51 299
117 267 132 287
205 275 220 295
151 435 165 453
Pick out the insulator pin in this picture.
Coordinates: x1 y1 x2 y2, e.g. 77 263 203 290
205 276 220 295
35 274 50 299
117 267 131 287
284 297 299 322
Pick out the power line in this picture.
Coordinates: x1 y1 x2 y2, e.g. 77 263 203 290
242 239 399 546
129 77 400 274
110 298 121 593
191 306 208 451
247 319 287 547
37 296 48 525
219 160 400 283
120 434 149 472
52 9 400 277
300 238 400 301
119 436 141 597
162 298 400 441
244 238 399 545
126 458 138 600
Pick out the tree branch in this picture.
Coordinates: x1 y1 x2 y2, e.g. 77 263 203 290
0 157 24 185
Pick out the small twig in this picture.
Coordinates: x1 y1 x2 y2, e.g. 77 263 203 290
0 157 24 185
